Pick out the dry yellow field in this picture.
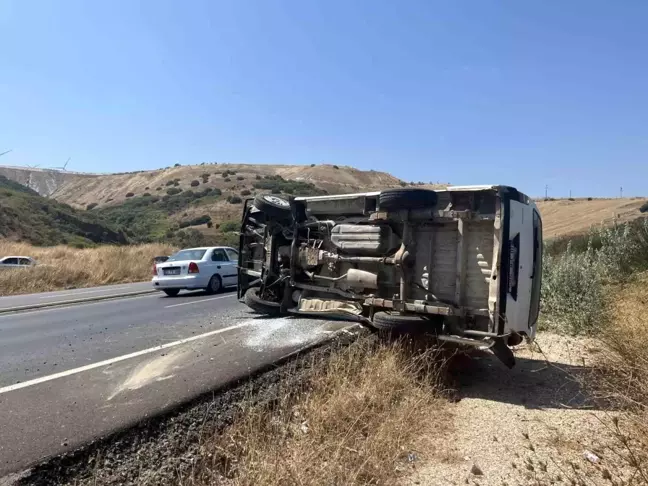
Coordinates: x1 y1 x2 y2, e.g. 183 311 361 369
535 198 646 238
0 242 175 296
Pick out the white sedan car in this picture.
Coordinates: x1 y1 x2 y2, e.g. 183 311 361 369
152 246 239 297
0 256 37 268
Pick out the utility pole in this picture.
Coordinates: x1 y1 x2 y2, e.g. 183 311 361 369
620 186 623 198
569 189 572 199
545 184 549 200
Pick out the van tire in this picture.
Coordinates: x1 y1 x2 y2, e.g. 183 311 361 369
379 188 437 210
253 194 292 219
372 311 427 334
244 288 281 316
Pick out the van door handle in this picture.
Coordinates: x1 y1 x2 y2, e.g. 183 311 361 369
217 265 221 269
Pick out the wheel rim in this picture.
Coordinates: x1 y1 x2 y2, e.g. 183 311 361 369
263 195 289 207
211 277 220 292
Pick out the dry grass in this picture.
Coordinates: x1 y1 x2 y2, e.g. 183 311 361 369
587 275 648 483
536 198 646 239
0 241 175 295
181 337 449 486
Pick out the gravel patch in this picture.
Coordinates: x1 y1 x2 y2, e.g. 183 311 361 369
405 332 633 486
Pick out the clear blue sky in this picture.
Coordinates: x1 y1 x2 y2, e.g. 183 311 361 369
1 1 647 198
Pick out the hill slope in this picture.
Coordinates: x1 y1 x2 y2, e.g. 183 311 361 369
535 198 647 239
0 175 126 246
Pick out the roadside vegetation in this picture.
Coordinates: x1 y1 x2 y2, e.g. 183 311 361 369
541 217 648 481
0 175 126 246
0 241 174 295
183 337 448 486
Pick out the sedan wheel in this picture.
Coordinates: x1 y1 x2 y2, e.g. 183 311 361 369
163 289 180 297
206 275 222 294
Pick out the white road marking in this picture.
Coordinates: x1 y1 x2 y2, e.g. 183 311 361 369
164 294 236 308
0 293 160 319
0 320 257 395
38 285 144 299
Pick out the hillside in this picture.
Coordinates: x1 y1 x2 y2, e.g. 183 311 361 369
0 163 442 247
1 164 646 245
535 197 647 238
0 175 126 246
0 163 412 208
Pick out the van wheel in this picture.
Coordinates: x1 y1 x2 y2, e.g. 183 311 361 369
253 194 292 219
372 311 427 334
244 288 281 316
379 188 437 210
163 289 180 297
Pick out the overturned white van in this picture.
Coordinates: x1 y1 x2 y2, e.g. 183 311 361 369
238 186 543 367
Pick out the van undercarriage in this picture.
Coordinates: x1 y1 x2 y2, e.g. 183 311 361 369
238 186 543 368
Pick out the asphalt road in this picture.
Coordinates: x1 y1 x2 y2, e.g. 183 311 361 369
0 282 152 310
0 287 356 479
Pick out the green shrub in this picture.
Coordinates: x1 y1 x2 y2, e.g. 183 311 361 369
241 189 251 196
541 218 648 335
178 214 212 228
252 177 325 196
236 176 245 181
222 171 229 178
174 163 181 167
143 192 151 197
310 163 315 167
156 187 162 191
166 180 175 186
256 175 262 180
333 165 339 169
220 220 239 232
86 203 98 210
125 192 135 198
640 201 648 213
166 188 182 196
541 243 604 334
227 195 242 204
224 177 232 182
190 180 200 187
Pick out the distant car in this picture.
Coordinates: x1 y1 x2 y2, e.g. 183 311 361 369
0 256 37 268
152 246 239 297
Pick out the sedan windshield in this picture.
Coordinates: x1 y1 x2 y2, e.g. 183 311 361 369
167 249 207 262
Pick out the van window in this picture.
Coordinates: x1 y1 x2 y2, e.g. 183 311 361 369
529 210 543 327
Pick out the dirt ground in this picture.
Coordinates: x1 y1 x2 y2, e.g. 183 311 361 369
405 332 634 486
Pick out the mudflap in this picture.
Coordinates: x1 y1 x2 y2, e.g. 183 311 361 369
489 338 516 369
